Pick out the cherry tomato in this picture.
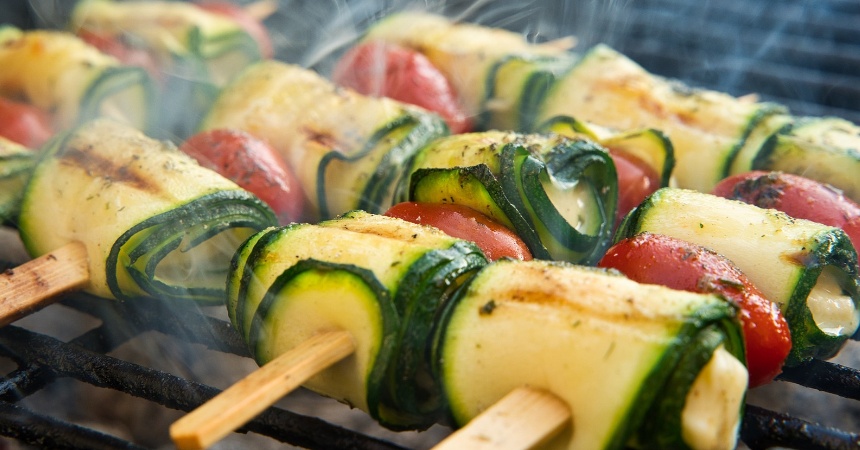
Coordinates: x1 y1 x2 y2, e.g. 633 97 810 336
0 97 54 149
196 1 274 59
712 171 860 254
597 232 791 387
180 129 305 224
332 41 473 134
384 202 532 261
609 149 661 227
77 29 161 80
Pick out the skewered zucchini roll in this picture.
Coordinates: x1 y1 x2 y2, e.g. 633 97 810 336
0 26 157 134
435 259 746 450
398 130 617 264
69 0 266 137
0 137 36 225
228 211 487 429
18 119 277 304
200 60 448 221
617 187 860 364
364 12 860 201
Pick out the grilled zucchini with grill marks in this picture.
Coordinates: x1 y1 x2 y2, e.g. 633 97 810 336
399 130 617 264
228 211 487 429
0 137 36 225
434 259 746 450
18 119 277 304
617 187 860 365
70 0 265 137
0 26 157 134
200 61 448 221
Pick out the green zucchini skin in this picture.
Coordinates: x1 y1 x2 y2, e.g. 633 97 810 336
19 119 277 304
751 117 860 203
432 259 746 450
200 61 449 221
0 138 36 225
617 187 860 365
0 27 158 135
400 131 617 265
228 212 487 430
70 0 263 139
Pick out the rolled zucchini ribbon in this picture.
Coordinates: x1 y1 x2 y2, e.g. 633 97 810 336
200 61 450 221
18 119 277 304
0 26 157 136
617 187 860 365
433 259 747 450
0 137 36 225
228 211 488 430
70 0 266 138
398 131 618 265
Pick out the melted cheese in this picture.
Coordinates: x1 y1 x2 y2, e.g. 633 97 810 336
807 267 860 336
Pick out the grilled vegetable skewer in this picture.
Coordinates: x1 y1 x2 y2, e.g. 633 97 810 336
213 211 747 450
11 118 276 311
361 12 860 202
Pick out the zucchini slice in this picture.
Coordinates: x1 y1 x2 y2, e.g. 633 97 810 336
539 115 676 189
752 117 860 203
0 137 36 225
0 27 157 134
18 119 276 304
401 131 617 264
70 0 264 138
200 61 448 221
617 187 860 365
537 44 786 193
228 212 487 429
433 259 746 450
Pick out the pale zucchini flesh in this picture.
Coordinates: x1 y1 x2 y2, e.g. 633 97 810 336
434 259 745 450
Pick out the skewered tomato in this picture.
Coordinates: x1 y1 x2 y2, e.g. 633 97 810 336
332 41 473 134
712 171 860 253
597 232 791 387
384 202 532 261
195 1 274 59
180 129 305 224
0 97 54 149
609 149 661 226
77 29 161 80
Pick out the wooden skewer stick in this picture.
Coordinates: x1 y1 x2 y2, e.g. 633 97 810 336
0 241 89 328
432 386 571 450
170 329 356 450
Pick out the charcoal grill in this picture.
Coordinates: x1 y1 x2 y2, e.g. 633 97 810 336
2 0 860 448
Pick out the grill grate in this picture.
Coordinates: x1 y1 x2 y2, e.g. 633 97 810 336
1 0 860 449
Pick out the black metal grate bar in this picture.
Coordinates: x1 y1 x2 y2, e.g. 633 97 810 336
741 405 860 450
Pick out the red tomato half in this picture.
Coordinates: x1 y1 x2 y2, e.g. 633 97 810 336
609 149 661 226
0 97 54 149
598 232 791 387
713 171 860 254
332 41 473 134
180 129 305 224
384 202 532 261
196 1 274 59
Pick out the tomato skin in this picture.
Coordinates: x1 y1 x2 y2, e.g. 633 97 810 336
0 97 54 149
713 171 860 253
180 129 305 224
195 1 274 59
597 233 791 387
332 41 473 134
77 30 161 80
384 202 532 261
609 149 661 226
